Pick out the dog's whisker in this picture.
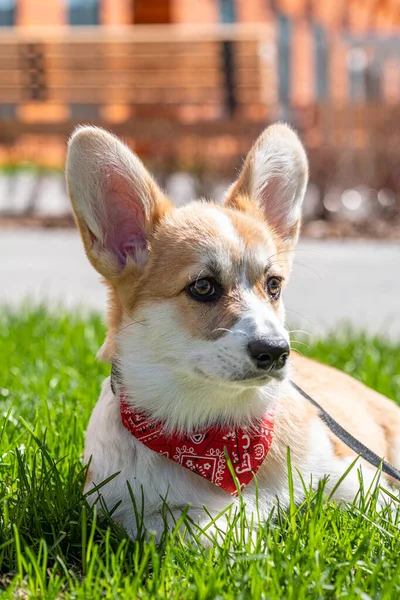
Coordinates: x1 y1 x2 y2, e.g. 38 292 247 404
265 250 323 281
267 247 328 260
291 261 323 279
285 308 331 339
116 303 147 331
195 269 206 284
288 329 312 337
290 348 305 357
212 327 249 338
117 317 147 334
212 327 234 335
290 340 309 349
264 257 322 281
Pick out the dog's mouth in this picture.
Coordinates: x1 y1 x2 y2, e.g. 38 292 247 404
193 365 287 386
233 368 287 385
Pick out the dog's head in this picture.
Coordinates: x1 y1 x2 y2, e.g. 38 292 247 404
66 124 308 428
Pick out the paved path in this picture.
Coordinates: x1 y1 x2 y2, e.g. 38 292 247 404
1 230 399 339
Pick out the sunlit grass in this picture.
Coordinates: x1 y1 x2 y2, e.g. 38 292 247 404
1 308 400 599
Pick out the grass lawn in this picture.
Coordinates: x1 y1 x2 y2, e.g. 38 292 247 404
1 309 400 599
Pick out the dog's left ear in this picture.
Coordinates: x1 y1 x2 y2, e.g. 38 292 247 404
225 123 308 248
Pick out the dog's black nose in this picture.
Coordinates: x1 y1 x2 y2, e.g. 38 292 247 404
247 338 290 371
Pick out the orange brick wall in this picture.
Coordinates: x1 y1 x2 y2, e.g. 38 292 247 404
312 0 347 30
236 0 271 23
279 0 400 31
13 0 400 29
17 0 66 26
291 19 314 106
101 0 133 25
16 0 133 26
173 0 218 24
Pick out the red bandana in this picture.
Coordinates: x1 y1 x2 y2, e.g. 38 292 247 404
120 392 276 496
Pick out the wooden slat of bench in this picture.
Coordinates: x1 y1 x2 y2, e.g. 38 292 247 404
234 40 259 50
0 57 20 70
0 90 20 102
0 80 263 102
235 54 260 69
0 78 263 106
235 68 262 86
44 41 219 57
0 42 19 50
45 87 223 104
46 70 221 87
43 41 257 60
0 80 263 105
0 92 264 107
0 40 262 75
0 118 265 141
43 66 261 90
119 42 219 55
2 38 258 55
0 23 271 43
45 56 222 73
237 87 263 102
0 71 20 85
44 40 258 60
43 61 260 82
46 69 260 87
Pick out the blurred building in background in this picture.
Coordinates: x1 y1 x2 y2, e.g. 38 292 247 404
3 0 400 28
1 0 400 236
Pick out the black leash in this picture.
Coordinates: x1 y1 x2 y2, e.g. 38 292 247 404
291 380 400 482
110 363 120 396
110 364 400 482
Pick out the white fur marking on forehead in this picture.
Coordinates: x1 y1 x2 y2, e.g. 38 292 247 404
205 208 239 245
197 208 243 278
235 232 277 287
244 241 277 270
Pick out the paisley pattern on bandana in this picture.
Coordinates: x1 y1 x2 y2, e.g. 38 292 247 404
120 393 276 496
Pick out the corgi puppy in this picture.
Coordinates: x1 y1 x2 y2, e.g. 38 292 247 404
66 124 400 541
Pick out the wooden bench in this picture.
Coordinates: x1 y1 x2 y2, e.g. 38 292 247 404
0 24 275 165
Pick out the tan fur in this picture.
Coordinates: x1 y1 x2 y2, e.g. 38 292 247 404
126 204 284 342
291 353 400 483
255 354 400 491
67 124 306 360
261 385 317 473
94 187 173 361
95 201 289 348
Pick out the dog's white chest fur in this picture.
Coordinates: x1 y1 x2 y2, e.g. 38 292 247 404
84 377 382 540
85 378 238 537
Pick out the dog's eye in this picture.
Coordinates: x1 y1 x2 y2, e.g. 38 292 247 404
266 276 282 300
187 278 219 302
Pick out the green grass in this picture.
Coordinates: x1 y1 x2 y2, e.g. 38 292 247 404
1 309 400 599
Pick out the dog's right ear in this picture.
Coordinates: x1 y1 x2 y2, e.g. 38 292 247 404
66 126 171 279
